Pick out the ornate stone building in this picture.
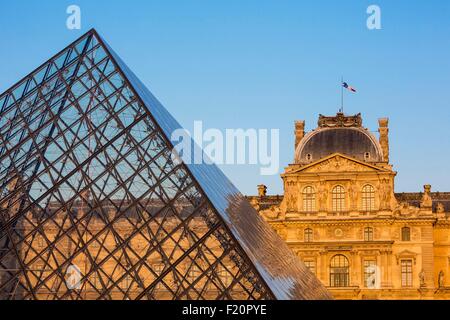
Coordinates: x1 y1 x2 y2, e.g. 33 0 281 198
249 113 450 300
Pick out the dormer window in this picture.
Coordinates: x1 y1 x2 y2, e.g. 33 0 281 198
364 152 371 161
306 154 312 161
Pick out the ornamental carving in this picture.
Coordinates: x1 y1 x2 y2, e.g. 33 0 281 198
318 113 363 128
303 156 377 173
379 179 392 210
326 226 351 239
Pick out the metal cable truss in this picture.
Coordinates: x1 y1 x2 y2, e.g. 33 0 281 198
0 29 332 300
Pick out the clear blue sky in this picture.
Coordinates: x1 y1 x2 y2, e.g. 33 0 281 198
1 0 449 195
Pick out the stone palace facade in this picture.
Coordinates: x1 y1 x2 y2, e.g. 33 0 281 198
248 113 450 300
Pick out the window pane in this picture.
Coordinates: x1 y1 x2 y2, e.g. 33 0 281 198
402 227 411 241
304 228 313 242
304 260 316 275
364 227 374 241
362 185 375 211
330 255 349 287
302 186 316 212
332 186 346 212
401 260 413 287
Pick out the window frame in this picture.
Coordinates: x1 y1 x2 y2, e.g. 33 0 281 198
401 227 411 242
304 228 313 243
329 254 350 288
361 184 376 211
401 259 413 287
364 227 374 242
332 185 346 212
302 186 316 213
304 260 316 275
154 263 165 289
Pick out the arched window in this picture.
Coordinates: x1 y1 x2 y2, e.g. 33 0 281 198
304 228 313 242
402 227 411 241
364 227 374 241
332 186 346 212
330 255 350 287
302 186 316 212
362 185 375 211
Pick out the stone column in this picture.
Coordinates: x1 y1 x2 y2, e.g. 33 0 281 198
381 251 391 288
319 251 328 285
351 251 359 287
295 121 305 152
386 251 393 287
378 118 389 162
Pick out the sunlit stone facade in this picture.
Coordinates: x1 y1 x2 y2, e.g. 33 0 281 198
249 113 450 300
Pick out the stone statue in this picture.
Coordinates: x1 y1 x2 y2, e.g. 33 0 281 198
420 184 433 208
257 184 267 197
318 182 328 211
419 270 426 288
379 179 391 210
348 183 358 210
287 194 297 212
438 271 445 288
436 202 445 214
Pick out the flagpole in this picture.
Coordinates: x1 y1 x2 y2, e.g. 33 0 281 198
341 76 344 114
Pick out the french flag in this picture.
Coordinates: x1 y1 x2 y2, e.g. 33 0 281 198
342 82 357 93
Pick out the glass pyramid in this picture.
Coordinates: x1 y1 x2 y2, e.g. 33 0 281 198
0 29 331 300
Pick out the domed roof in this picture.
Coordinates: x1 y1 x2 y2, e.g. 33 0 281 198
295 113 383 164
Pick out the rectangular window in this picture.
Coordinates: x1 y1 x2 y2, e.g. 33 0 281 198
91 272 98 288
332 186 346 212
154 264 164 289
302 187 316 212
364 260 376 287
37 236 45 248
401 260 413 287
304 260 316 275
402 227 411 241
362 185 375 211
364 228 374 242
187 265 201 284
121 273 131 290
218 267 232 287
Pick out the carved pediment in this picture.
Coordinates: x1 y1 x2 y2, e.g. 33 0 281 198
318 113 362 128
395 250 418 265
288 154 389 174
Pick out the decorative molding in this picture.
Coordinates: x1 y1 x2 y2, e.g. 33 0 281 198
395 250 418 265
318 113 363 128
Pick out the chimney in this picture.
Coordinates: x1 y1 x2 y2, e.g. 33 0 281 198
295 120 305 151
378 118 389 162
257 184 267 197
421 184 433 209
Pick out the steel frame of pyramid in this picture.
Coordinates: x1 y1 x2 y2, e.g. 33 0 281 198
0 29 331 300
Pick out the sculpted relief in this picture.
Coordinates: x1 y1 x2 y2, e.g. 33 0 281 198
302 156 379 174
379 179 395 210
318 181 328 211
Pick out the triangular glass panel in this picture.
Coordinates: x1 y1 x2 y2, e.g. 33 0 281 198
0 29 330 300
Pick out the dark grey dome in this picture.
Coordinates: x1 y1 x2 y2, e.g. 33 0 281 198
296 127 382 163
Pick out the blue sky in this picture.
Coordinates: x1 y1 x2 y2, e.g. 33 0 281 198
1 1 449 195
